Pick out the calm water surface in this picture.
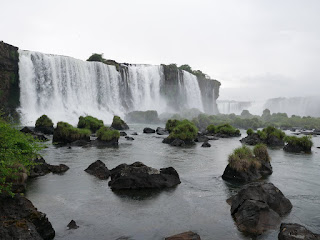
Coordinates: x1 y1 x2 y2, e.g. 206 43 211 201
26 125 320 240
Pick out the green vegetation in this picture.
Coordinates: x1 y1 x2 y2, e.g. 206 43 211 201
53 122 91 144
35 115 53 128
87 53 120 71
77 116 104 133
284 135 313 152
257 126 285 140
206 123 240 136
178 64 209 79
168 120 198 142
165 119 181 133
96 126 120 141
0 117 42 195
228 144 270 171
246 128 254 136
111 115 129 130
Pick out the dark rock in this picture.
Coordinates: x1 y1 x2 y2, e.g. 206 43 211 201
228 182 292 235
67 220 79 230
156 127 169 135
108 162 181 190
215 132 241 138
85 160 110 180
91 139 119 147
207 136 219 140
120 131 127 136
70 139 91 147
35 126 54 135
201 142 211 147
125 136 134 141
278 223 320 240
283 143 311 153
267 135 284 147
29 156 69 178
20 127 49 141
195 135 209 142
143 127 156 133
111 116 129 130
132 132 138 135
162 137 174 144
170 139 186 147
0 194 55 240
240 133 263 145
222 160 272 183
165 231 201 240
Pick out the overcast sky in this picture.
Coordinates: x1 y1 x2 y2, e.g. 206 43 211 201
1 0 320 101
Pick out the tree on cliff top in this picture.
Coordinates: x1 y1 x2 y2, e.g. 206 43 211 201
87 53 105 62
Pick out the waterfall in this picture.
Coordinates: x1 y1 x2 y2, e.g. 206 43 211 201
217 100 252 115
18 50 208 125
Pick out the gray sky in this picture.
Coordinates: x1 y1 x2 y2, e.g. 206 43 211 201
1 0 320 101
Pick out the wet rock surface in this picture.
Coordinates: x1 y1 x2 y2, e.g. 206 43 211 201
278 223 320 240
85 160 110 180
143 127 156 133
0 194 55 240
228 182 292 235
165 231 201 240
108 162 181 190
29 156 69 178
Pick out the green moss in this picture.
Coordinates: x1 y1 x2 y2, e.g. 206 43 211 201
96 126 120 141
284 135 313 151
35 115 53 128
77 116 104 133
165 119 181 133
111 115 128 130
215 123 240 135
228 146 261 171
206 124 216 134
53 122 91 144
168 120 198 142
246 128 254 136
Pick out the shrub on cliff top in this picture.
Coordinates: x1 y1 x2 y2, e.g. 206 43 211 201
77 116 104 133
96 126 120 141
35 115 53 128
0 117 42 195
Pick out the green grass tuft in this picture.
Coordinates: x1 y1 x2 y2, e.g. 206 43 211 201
77 116 104 133
96 126 120 141
35 115 53 128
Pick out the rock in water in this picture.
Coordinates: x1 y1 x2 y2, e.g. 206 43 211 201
156 127 169 135
125 136 134 141
228 182 292 235
111 116 129 130
120 131 127 136
278 223 320 240
201 142 211 147
0 194 55 240
108 162 181 190
67 220 79 230
165 231 201 240
143 127 156 133
29 156 69 178
85 160 110 180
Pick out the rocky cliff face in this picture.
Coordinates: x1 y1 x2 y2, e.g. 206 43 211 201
0 41 20 120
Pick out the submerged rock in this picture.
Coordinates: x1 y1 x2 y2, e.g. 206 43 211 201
20 127 49 141
108 162 181 190
165 231 201 240
0 194 55 240
143 127 156 133
125 136 134 141
278 223 320 240
67 220 79 230
170 139 186 147
85 160 110 180
132 132 138 135
120 131 127 136
228 182 292 235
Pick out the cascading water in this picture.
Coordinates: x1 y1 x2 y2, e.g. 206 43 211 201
18 50 208 125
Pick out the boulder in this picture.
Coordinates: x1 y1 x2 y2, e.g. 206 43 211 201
165 231 201 240
207 136 219 141
111 116 129 130
29 156 69 178
201 142 211 147
222 160 272 183
120 131 127 136
156 127 169 135
132 132 138 135
278 223 320 240
20 127 49 141
240 133 263 145
283 144 306 153
0 194 55 240
84 160 110 180
143 127 156 133
125 136 134 141
228 182 292 235
67 220 79 230
108 162 181 190
170 139 186 147
195 135 209 142
267 135 285 147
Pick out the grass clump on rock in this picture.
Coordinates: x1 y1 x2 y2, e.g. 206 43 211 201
35 115 54 134
53 122 91 144
165 119 181 133
77 116 104 133
169 120 198 142
206 123 240 137
96 126 120 142
284 135 313 153
223 144 272 182
111 116 129 130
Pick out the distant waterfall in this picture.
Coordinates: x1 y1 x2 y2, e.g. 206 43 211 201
18 50 207 125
